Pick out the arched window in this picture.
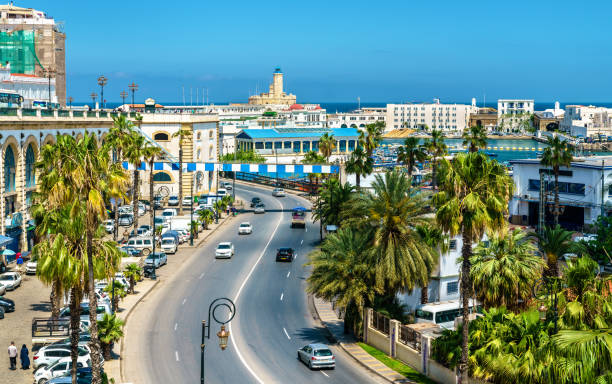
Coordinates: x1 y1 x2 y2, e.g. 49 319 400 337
153 132 170 141
4 146 16 192
341 124 347 128
152 171 173 183
25 144 35 188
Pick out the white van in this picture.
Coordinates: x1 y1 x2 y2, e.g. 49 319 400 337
160 237 178 254
162 208 178 220
414 299 480 330
126 236 154 256
217 188 227 197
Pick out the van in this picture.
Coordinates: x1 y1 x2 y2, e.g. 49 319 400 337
161 230 180 245
160 237 178 254
217 188 227 197
162 209 178 219
126 236 154 256
414 299 480 330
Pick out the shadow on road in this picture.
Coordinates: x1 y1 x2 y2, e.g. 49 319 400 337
29 301 51 312
294 326 338 345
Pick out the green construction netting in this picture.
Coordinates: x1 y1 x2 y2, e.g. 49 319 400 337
0 30 42 74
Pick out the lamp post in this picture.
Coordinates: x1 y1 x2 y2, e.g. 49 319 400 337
128 82 138 110
201 298 236 384
120 91 128 108
90 92 97 110
97 75 108 109
67 96 73 109
532 276 561 334
43 67 55 108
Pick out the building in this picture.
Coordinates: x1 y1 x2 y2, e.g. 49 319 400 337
0 67 56 106
0 4 66 106
468 107 498 132
509 156 612 230
386 99 478 133
497 99 534 133
560 105 612 138
248 68 296 106
327 107 386 129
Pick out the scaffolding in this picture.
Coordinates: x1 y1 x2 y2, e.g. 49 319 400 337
0 30 42 74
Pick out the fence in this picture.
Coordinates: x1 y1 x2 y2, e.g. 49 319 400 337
399 324 421 352
371 310 390 335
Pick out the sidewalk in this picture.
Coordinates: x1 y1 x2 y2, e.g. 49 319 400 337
313 297 413 384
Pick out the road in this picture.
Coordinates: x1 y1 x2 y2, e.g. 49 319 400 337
124 182 383 384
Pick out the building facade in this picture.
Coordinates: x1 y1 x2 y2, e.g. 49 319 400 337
386 99 477 133
468 108 498 132
497 99 534 133
560 105 612 138
248 68 296 106
327 107 386 129
0 68 56 106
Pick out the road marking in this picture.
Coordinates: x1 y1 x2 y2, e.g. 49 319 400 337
283 327 291 339
199 272 205 279
300 239 303 245
182 298 187 305
174 323 177 331
286 271 291 278
175 351 179 361
280 292 284 301
230 193 284 384
321 371 329 378
305 227 308 232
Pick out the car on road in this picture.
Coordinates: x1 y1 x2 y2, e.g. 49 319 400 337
0 272 21 290
33 346 90 370
103 219 114 233
217 188 227 197
26 258 38 275
238 222 252 235
215 242 234 259
272 188 286 197
250 197 261 207
223 182 233 190
0 295 14 312
297 343 335 370
276 248 295 262
144 252 167 268
168 195 180 206
34 356 90 384
254 203 265 214
182 195 193 206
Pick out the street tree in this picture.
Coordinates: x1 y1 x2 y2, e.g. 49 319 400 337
540 136 573 225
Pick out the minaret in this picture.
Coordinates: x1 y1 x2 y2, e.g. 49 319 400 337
273 67 283 97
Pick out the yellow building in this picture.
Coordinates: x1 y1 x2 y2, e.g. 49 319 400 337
248 68 296 106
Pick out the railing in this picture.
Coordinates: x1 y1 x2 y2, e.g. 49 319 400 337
40 108 54 117
22 108 37 117
32 317 70 338
233 171 320 194
0 108 17 116
58 109 70 117
371 310 390 335
399 324 421 351
72 111 84 117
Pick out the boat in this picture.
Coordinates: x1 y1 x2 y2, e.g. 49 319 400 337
484 152 498 157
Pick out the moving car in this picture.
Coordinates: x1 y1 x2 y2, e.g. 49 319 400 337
0 272 21 290
215 242 234 259
297 343 335 369
238 222 252 235
103 219 114 233
250 197 261 207
291 207 306 228
0 295 14 312
276 248 295 262
34 356 90 384
144 252 167 268
272 188 286 197
168 195 180 206
26 259 38 275
223 182 233 190
254 203 265 214
33 346 90 370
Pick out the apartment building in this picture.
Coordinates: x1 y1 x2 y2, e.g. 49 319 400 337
386 99 477 132
560 105 612 138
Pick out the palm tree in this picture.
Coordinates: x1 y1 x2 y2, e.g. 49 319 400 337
416 224 448 304
462 125 488 153
198 209 214 230
531 224 575 277
307 227 382 334
124 131 147 231
97 313 124 360
172 128 193 215
143 143 163 230
302 151 326 189
124 263 142 294
345 146 372 188
540 136 573 225
344 170 436 294
423 129 447 190
433 152 514 384
396 137 427 177
470 229 544 311
318 133 336 161
359 121 384 156
312 178 354 235
104 280 126 312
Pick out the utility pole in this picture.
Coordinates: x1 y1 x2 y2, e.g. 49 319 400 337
128 82 139 111
120 91 128 108
97 75 108 109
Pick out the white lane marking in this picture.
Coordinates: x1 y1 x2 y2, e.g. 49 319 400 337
182 298 187 305
321 371 329 378
305 227 308 232
230 192 284 384
199 272 205 279
300 239 303 245
175 351 179 361
174 323 177 331
283 327 291 340
280 292 284 301
286 271 291 278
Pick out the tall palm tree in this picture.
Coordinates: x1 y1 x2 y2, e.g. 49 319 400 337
531 224 575 277
359 121 384 156
423 129 447 190
396 137 427 177
97 313 125 360
124 263 142 294
344 170 436 294
124 131 147 231
462 125 488 153
307 227 382 335
433 152 514 384
470 229 544 311
302 151 326 188
540 136 573 225
345 146 372 188
198 208 214 230
312 178 354 230
318 133 336 161
416 224 448 304
143 143 163 230
172 128 193 215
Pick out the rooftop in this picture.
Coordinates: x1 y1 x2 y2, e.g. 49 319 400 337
510 155 612 169
237 127 359 140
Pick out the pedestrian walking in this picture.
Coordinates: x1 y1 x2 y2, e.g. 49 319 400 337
20 344 30 369
8 341 17 370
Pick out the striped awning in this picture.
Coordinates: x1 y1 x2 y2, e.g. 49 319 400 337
121 161 339 174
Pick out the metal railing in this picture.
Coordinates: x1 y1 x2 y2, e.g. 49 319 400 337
371 310 390 335
233 171 320 194
399 324 421 351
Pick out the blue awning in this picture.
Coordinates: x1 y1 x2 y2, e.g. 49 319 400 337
0 235 11 247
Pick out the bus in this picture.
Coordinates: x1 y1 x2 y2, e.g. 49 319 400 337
414 299 481 330
291 207 306 228
0 90 23 108
32 100 60 109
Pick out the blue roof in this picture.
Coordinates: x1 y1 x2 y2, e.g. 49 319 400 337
237 128 360 140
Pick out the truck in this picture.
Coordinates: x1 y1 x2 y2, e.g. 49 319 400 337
291 207 306 228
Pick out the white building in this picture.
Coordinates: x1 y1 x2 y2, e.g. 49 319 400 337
386 99 477 133
509 156 612 230
560 105 612 138
0 68 57 106
497 99 534 133
327 107 386 129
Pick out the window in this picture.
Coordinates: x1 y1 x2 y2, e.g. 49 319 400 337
255 142 264 150
415 310 433 321
609 184 612 196
528 179 540 191
449 240 457 250
197 132 201 139
284 141 292 149
274 141 282 149
447 281 459 295
152 171 172 183
153 132 169 141
25 144 35 188
265 142 273 150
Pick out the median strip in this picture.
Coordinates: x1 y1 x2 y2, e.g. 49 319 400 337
357 343 435 384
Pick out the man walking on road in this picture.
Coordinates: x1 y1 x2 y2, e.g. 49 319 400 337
8 341 17 370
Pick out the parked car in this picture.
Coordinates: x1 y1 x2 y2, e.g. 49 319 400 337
34 356 90 384
217 188 227 197
125 236 154 256
168 196 179 206
182 195 193 206
162 209 178 220
153 196 163 210
272 188 286 197
139 224 152 234
51 333 91 348
297 343 335 369
119 246 142 257
0 295 14 312
215 242 234 259
129 227 152 238
48 367 96 384
103 219 114 233
160 237 178 254
0 306 4 319
0 272 21 290
250 197 261 207
25 259 38 275
0 283 5 296
59 301 112 322
161 230 181 245
33 346 90 370
254 203 265 214
118 213 133 227
176 229 190 243
144 252 167 269
276 247 295 262
238 222 252 235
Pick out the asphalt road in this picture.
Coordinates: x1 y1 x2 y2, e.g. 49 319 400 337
127 182 383 384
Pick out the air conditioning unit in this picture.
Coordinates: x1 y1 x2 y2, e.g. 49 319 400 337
523 194 530 199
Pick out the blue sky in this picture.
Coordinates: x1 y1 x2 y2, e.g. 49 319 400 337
25 0 612 103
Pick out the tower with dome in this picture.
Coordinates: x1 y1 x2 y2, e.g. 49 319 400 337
248 67 297 105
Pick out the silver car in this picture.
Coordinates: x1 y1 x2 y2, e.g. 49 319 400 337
0 272 21 290
272 188 285 197
253 203 265 214
297 343 335 369
215 242 234 259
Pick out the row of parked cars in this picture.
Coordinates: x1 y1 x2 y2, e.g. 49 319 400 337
0 271 21 318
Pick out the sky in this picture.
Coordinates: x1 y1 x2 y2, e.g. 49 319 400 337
22 0 612 103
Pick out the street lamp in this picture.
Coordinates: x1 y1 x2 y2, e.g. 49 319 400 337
97 75 108 109
90 92 98 110
201 297 236 384
44 67 55 108
67 96 73 109
128 82 138 110
120 91 128 108
532 276 562 333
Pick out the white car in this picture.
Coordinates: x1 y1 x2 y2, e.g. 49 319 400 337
238 222 252 235
103 219 114 233
223 182 233 191
25 259 38 275
253 204 265 214
0 283 5 296
0 272 21 290
162 209 178 220
168 195 179 206
33 346 90 370
215 242 234 259
217 188 227 197
161 237 178 254
182 195 193 206
34 356 90 383
272 188 286 197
